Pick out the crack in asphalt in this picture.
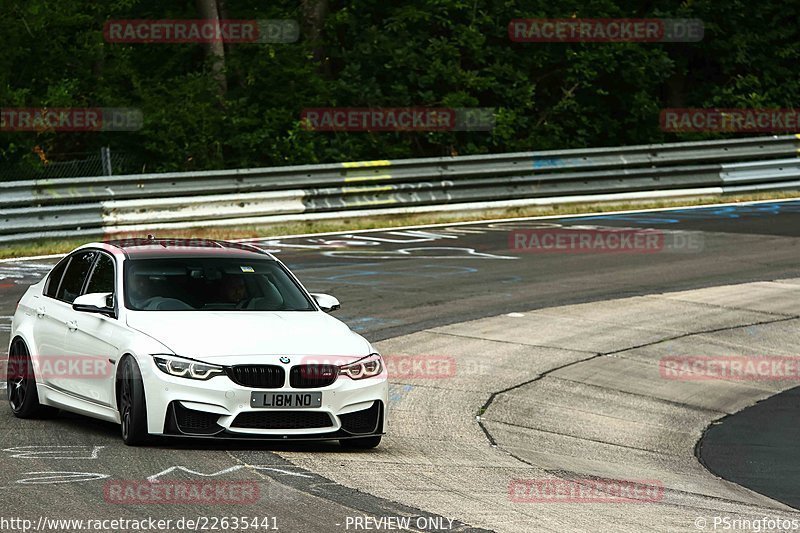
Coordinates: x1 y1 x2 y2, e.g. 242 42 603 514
476 304 800 511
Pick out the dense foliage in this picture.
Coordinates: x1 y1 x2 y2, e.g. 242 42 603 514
1 0 797 177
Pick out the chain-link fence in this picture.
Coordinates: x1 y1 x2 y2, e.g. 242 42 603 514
0 147 141 181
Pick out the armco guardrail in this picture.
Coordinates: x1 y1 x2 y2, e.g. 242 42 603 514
2 135 799 243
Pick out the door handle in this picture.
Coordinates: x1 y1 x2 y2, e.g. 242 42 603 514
36 306 46 318
67 320 78 331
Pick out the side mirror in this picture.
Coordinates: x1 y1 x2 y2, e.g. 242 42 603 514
73 292 116 318
311 293 341 313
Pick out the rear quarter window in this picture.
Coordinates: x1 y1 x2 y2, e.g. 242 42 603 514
56 251 96 303
44 257 70 298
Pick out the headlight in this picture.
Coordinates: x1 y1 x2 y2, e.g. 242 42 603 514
339 354 384 380
152 355 224 380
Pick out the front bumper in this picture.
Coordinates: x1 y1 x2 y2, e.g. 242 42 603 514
164 400 384 440
142 357 388 440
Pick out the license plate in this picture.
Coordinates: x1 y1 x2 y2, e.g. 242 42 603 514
250 391 322 409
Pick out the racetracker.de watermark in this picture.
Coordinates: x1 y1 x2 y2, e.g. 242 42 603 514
100 237 271 258
0 108 142 132
509 477 664 503
508 18 703 42
103 480 259 505
300 108 495 132
0 516 278 532
508 228 704 254
660 356 800 381
104 19 299 43
7 355 112 380
384 355 457 379
661 108 800 133
297 355 461 380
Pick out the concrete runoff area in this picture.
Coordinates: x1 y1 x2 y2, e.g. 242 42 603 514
276 279 800 532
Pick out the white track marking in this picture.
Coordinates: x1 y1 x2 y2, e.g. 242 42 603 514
147 465 312 483
3 446 105 459
16 472 109 484
2 197 798 263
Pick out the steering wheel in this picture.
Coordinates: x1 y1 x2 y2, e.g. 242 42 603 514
235 297 254 310
139 296 161 310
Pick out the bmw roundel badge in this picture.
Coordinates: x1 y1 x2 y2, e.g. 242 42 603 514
279 356 290 364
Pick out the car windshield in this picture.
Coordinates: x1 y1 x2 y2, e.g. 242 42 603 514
123 258 315 312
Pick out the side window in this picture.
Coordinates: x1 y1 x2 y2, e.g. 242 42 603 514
85 254 115 295
56 251 96 304
44 257 70 298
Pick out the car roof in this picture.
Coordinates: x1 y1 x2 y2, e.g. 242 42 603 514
94 238 275 260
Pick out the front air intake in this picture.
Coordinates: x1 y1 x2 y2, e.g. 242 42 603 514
165 402 223 436
339 401 382 435
231 411 333 430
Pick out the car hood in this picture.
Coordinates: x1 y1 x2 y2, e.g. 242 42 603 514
126 311 373 361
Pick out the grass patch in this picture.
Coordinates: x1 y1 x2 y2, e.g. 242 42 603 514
2 190 798 260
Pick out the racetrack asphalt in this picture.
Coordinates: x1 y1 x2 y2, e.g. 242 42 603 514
1 199 800 532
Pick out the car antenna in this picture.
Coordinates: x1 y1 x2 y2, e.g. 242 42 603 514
146 234 167 248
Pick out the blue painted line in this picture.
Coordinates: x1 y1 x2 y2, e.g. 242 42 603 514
567 200 800 225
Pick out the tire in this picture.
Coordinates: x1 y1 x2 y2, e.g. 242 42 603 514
117 356 149 446
340 435 382 449
7 338 57 418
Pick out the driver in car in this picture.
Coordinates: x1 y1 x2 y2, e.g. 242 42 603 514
129 275 156 308
221 274 248 307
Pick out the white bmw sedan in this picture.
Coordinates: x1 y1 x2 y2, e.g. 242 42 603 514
8 238 387 447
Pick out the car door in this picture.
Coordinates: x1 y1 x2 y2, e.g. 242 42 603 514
64 251 120 406
37 250 96 395
30 255 71 365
